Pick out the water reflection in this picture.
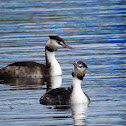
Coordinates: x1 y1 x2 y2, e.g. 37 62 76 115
46 76 62 91
0 77 45 90
0 75 62 90
71 103 88 126
52 103 89 126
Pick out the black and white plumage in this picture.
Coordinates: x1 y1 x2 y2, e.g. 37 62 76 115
40 87 72 105
0 36 74 78
40 61 90 105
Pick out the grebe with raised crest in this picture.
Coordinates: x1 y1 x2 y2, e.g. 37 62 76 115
40 61 90 105
0 36 74 78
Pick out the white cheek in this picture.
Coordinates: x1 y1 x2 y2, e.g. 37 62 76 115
79 67 86 71
53 42 62 50
83 67 86 71
74 68 81 73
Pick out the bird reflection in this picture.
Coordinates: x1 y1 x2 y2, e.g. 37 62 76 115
46 75 62 91
50 103 89 126
0 77 45 90
71 103 88 126
0 75 62 90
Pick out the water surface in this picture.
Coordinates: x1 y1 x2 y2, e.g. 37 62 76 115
0 0 126 125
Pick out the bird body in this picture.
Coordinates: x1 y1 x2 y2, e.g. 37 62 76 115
0 36 74 78
40 61 90 105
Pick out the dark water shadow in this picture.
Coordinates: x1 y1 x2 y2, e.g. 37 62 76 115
0 75 62 90
0 77 45 90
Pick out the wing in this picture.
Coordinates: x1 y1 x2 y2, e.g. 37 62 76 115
0 61 46 78
40 87 72 105
7 61 44 67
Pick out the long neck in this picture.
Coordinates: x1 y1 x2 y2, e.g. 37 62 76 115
70 77 89 104
71 77 82 90
45 48 62 76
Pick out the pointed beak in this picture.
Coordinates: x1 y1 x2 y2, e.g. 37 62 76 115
62 44 74 50
72 62 78 68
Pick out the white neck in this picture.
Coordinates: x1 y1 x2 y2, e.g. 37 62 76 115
46 50 62 76
47 76 62 90
70 77 89 104
72 77 82 89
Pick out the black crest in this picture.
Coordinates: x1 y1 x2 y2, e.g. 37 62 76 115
49 36 64 42
77 61 88 68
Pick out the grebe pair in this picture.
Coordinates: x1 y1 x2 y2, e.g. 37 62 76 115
40 61 90 105
0 36 90 105
0 36 74 78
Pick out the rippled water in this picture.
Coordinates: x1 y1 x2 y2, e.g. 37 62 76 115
0 0 126 125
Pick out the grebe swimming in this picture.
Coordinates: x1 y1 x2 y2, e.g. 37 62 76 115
0 36 74 78
40 61 90 105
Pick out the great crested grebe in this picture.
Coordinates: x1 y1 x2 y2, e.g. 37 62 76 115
40 61 90 105
0 36 74 78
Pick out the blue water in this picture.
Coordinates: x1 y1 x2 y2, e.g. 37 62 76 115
0 0 126 125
